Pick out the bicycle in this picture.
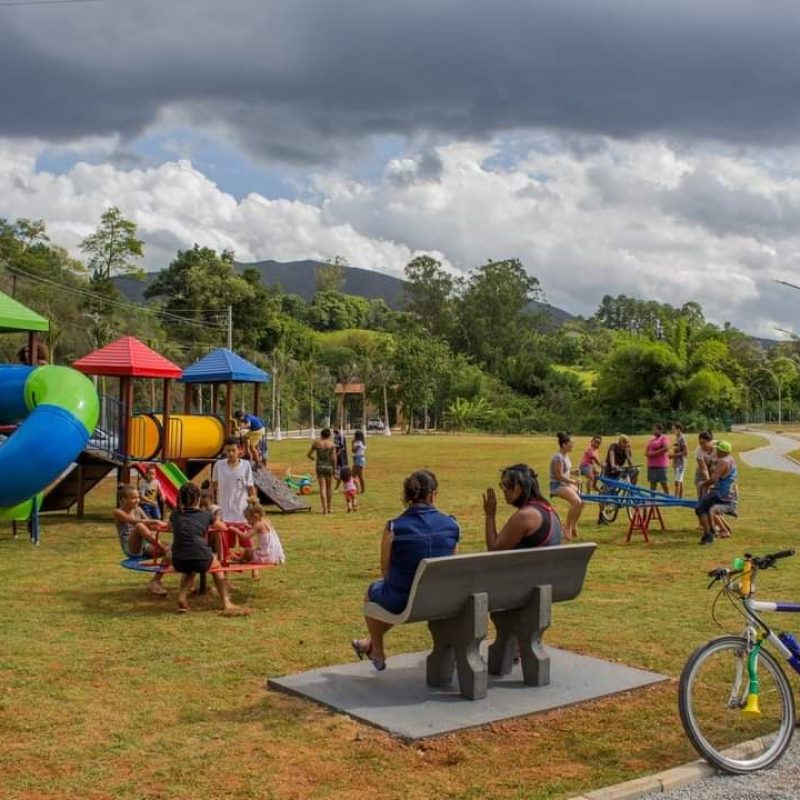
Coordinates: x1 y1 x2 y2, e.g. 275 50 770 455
679 549 800 773
597 466 640 524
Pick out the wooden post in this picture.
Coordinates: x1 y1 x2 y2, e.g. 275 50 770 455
225 381 234 436
212 384 220 416
253 383 261 418
120 376 133 484
76 462 86 519
183 382 191 414
27 332 37 366
162 380 172 462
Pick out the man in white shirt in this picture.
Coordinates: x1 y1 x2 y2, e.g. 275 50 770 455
211 438 256 522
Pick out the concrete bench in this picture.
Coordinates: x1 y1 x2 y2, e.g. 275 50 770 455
363 542 596 700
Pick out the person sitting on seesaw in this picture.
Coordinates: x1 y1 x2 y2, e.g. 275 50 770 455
114 484 170 597
238 498 285 569
171 482 249 616
351 470 459 671
199 488 229 563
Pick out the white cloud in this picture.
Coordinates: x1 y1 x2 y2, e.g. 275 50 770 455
2 136 800 337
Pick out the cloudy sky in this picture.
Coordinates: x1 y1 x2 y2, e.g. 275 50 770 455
3 0 800 335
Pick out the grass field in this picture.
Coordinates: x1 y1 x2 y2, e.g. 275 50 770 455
1 431 798 800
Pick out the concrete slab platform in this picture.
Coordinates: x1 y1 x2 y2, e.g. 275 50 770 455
267 646 668 740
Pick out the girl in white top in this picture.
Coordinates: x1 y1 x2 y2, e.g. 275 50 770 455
242 500 285 565
548 431 584 540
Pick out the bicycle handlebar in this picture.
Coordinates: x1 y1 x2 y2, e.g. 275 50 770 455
706 549 795 584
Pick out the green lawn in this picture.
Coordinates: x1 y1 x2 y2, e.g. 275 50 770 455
1 431 797 800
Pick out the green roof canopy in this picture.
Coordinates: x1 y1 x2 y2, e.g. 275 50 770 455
0 290 49 333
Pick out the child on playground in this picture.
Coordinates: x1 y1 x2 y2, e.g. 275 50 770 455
340 466 358 512
138 465 163 519
171 482 248 615
241 499 285 565
352 430 366 494
199 488 229 563
579 436 602 493
113 484 170 596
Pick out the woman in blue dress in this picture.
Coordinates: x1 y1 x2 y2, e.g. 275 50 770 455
351 470 459 670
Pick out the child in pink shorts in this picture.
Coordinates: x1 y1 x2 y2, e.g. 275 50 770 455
341 466 358 512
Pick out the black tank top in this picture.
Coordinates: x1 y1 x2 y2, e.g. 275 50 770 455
515 499 563 549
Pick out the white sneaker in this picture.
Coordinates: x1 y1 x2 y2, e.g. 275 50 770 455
148 579 168 596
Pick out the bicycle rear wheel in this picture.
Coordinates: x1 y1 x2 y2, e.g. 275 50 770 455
679 635 795 773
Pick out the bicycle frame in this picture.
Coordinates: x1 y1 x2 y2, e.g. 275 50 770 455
730 558 800 716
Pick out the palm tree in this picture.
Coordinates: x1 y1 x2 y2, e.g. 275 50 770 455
270 347 296 440
369 361 395 436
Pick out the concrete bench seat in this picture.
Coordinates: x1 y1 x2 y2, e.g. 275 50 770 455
363 542 596 700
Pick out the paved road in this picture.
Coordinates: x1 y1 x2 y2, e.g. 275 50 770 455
643 427 800 800
737 428 800 475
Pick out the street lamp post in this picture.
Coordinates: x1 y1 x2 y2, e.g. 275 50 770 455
758 367 786 427
748 383 765 425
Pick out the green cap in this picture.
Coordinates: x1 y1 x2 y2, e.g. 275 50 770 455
715 440 732 453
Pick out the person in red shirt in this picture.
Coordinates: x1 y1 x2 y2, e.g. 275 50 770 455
645 423 671 493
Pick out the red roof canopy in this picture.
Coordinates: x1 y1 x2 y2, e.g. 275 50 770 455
72 336 183 378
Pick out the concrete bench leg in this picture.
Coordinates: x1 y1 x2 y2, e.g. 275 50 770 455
426 592 489 700
488 584 552 687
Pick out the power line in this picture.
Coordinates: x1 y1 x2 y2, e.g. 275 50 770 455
3 265 229 330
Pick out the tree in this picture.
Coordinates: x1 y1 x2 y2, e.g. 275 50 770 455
392 335 451 431
457 258 542 374
80 207 144 283
443 397 494 430
145 245 254 348
305 291 369 331
403 255 459 339
595 340 684 413
315 256 348 293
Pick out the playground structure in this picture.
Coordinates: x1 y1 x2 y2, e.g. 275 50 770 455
0 299 313 521
0 290 100 541
180 348 309 512
582 475 698 542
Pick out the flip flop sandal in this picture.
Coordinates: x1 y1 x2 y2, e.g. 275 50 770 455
368 655 387 672
351 639 371 660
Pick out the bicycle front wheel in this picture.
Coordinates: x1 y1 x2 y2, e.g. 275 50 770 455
599 502 619 523
679 635 796 773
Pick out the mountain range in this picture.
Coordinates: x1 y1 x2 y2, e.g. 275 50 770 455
115 258 577 325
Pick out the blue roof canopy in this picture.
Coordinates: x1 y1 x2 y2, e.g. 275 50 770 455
180 348 270 384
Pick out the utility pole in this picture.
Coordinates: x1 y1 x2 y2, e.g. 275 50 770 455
227 305 233 350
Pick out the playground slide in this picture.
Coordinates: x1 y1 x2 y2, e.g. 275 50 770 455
0 364 99 509
155 462 189 508
253 469 312 513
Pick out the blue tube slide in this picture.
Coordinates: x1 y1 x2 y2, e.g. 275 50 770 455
0 364 100 509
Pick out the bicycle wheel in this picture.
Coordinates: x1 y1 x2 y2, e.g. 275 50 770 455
679 635 795 773
599 500 619 523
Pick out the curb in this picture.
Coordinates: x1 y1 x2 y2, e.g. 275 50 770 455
565 738 765 800
565 761 714 800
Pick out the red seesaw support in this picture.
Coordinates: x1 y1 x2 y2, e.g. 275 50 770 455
626 503 666 543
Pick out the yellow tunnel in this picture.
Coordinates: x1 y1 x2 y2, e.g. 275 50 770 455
128 414 226 460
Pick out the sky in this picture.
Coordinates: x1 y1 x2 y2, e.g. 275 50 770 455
3 0 800 336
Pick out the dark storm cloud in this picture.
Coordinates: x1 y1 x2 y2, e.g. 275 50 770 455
5 0 800 162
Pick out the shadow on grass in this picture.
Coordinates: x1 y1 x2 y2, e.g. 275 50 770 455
59 585 226 618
